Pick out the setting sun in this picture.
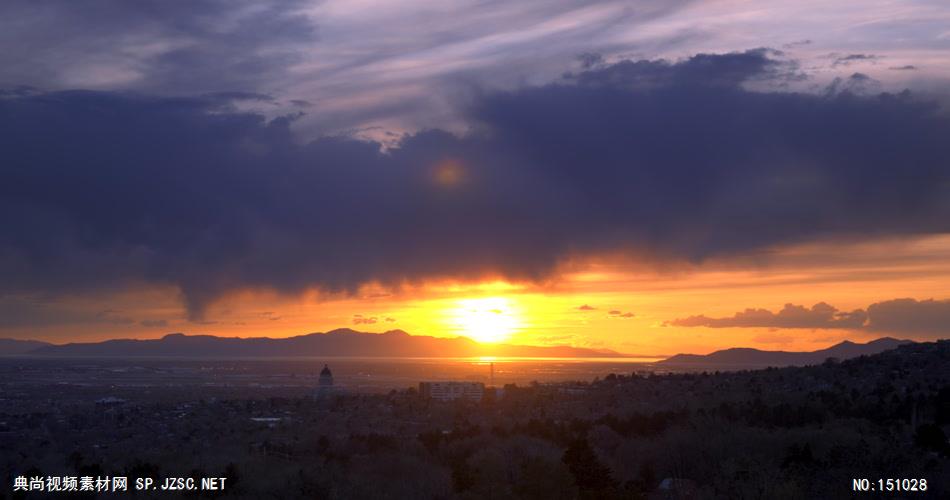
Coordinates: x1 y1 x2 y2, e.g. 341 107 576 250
452 297 520 343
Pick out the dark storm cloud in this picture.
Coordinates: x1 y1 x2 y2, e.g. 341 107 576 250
822 72 882 96
577 53 606 70
669 298 950 337
866 298 950 335
94 310 136 325
353 315 378 325
3 50 950 319
667 303 867 329
140 319 169 328
0 296 133 328
782 40 812 49
830 53 881 67
561 48 803 89
0 0 316 93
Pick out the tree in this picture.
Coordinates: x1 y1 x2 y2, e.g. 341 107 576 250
450 457 476 493
562 438 617 497
914 424 949 455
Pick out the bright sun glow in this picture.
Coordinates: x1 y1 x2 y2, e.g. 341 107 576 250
453 297 520 343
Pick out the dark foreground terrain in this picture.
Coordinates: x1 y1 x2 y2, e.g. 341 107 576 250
2 341 949 499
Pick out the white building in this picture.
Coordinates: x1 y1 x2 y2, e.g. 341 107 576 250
419 381 484 401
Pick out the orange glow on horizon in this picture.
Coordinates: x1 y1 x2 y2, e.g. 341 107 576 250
6 235 950 355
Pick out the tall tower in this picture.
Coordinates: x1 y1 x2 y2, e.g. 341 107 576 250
316 364 334 399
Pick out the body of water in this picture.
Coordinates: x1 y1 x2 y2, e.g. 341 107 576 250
1 356 664 396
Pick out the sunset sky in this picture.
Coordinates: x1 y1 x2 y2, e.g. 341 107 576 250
2 0 950 354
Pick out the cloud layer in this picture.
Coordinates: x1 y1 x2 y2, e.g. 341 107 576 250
668 303 867 329
866 298 950 335
669 298 950 337
3 1 949 136
2 50 950 319
0 0 317 93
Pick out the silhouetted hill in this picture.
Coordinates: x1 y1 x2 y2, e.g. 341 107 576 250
0 338 52 355
26 329 624 358
659 337 912 367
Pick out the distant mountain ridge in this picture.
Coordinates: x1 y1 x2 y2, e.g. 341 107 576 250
659 337 912 367
5 332 915 363
0 338 52 355
14 329 624 358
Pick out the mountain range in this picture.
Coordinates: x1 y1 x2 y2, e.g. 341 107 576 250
1 329 621 358
658 337 912 367
0 338 52 355
0 331 913 366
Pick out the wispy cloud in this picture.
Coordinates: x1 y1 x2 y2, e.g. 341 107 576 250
2 1 948 136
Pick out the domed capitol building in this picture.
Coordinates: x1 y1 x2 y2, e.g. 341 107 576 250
315 364 335 400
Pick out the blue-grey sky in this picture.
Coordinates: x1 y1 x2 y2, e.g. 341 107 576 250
2 0 949 139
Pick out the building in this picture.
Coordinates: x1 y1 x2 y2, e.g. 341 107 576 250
419 381 485 402
649 478 699 500
319 364 334 386
95 397 127 406
315 364 334 399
